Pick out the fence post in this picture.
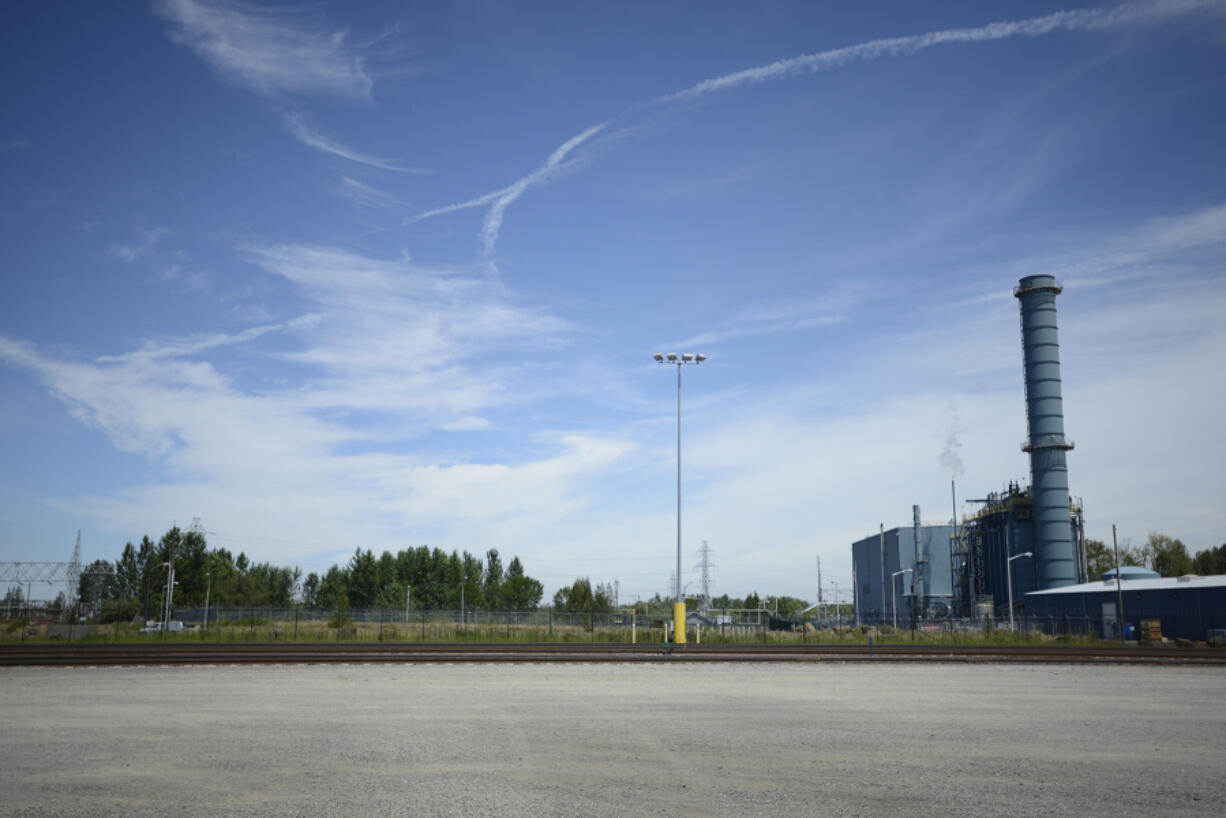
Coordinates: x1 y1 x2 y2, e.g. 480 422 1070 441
294 607 299 641
379 608 384 642
549 607 553 638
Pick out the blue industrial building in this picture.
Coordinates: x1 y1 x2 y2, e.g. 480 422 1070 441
852 518 954 624
955 481 1085 620
1025 575 1226 642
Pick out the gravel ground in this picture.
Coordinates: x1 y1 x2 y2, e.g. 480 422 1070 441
1 662 1223 816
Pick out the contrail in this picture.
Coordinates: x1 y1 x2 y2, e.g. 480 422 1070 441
408 0 1213 254
656 1 1207 104
406 122 608 254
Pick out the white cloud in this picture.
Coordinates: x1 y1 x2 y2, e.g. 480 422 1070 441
155 0 386 99
285 115 426 172
0 243 603 576
669 301 847 348
112 228 170 262
334 175 405 209
3 200 1224 597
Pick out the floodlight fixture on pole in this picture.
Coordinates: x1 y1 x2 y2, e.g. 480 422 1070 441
653 350 706 645
1007 552 1033 632
891 569 912 630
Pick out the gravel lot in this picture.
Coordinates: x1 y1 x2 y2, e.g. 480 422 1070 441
1 662 1223 816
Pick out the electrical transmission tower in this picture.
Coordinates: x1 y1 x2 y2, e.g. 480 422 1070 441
67 531 82 610
695 541 715 615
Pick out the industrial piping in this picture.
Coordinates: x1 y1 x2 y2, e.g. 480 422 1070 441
912 505 925 619
1015 274 1078 588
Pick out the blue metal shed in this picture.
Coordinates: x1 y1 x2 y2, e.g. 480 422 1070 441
1025 575 1226 641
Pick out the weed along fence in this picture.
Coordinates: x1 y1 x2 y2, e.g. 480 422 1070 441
169 607 776 643
4 607 778 644
10 606 1218 646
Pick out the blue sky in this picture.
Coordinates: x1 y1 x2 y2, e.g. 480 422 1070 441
2 0 1225 605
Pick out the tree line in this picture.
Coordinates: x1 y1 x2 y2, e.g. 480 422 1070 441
569 589 814 618
75 526 302 622
1084 532 1226 581
302 546 543 612
66 527 544 623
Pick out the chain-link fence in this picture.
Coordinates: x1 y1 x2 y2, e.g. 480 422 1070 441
10 605 1223 645
162 607 775 641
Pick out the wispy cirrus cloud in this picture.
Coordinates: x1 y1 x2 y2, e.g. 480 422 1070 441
112 227 170 262
408 0 1216 255
0 242 631 568
112 227 212 290
957 202 1226 306
670 301 847 349
243 244 572 416
334 175 405 209
155 0 388 99
285 114 426 173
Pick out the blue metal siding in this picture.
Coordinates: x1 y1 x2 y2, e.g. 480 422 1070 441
852 525 953 621
1025 585 1226 641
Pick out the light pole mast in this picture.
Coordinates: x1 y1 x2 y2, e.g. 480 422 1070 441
653 352 706 645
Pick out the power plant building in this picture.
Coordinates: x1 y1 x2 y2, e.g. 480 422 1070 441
852 521 954 623
853 274 1089 624
955 482 1086 619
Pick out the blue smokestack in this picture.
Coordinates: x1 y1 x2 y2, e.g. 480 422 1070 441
1015 275 1077 588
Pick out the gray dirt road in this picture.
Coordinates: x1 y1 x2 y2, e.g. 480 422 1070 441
1 662 1223 816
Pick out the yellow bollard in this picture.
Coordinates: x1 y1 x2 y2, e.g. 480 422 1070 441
673 602 687 645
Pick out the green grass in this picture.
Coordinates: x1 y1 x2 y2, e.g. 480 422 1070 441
1 616 1119 648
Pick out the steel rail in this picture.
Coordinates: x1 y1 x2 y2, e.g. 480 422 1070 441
3 642 1225 667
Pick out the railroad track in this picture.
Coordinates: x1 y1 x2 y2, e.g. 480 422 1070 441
3 642 1225 666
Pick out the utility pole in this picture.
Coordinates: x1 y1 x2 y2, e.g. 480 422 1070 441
163 534 177 632
817 555 823 604
696 542 715 615
203 571 211 631
1112 524 1125 644
879 524 885 625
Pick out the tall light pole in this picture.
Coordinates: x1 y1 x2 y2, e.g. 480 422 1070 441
203 571 211 631
1007 552 1033 633
829 581 841 627
161 561 172 631
891 569 912 630
653 351 705 645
